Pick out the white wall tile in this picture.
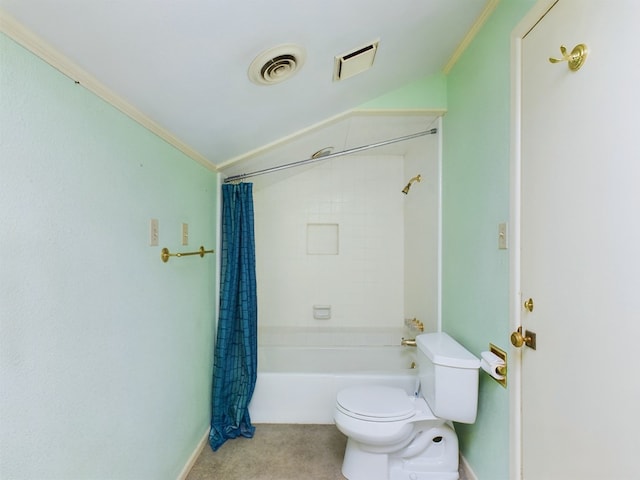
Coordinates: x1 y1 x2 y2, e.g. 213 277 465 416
254 138 439 343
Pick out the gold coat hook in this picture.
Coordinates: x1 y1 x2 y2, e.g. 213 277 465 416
549 44 588 71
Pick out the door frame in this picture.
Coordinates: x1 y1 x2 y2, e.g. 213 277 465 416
508 1 558 478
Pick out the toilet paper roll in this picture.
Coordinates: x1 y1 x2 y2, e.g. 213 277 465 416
480 351 506 380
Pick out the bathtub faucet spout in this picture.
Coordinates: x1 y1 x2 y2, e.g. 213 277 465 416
401 337 417 347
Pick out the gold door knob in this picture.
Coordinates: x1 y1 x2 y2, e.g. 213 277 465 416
511 327 531 348
523 298 534 312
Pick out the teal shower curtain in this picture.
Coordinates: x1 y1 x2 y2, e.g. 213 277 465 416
209 183 258 451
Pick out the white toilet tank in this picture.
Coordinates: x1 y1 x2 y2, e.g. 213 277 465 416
416 332 480 424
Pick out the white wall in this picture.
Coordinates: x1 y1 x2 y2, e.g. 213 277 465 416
0 33 216 479
253 132 439 346
403 130 440 332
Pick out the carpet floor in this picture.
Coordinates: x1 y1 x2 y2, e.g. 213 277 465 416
186 424 347 480
186 424 471 480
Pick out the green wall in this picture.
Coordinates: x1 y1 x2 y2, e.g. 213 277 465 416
442 1 535 479
0 33 217 479
358 72 447 110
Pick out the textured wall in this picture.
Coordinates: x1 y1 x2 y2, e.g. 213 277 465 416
441 1 536 479
0 33 217 479
358 72 447 110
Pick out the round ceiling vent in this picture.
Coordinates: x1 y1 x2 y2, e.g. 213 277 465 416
248 44 306 85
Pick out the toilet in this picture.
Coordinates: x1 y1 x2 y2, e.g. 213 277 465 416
334 332 480 480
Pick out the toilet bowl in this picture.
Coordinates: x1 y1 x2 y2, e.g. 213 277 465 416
334 332 479 480
335 385 441 450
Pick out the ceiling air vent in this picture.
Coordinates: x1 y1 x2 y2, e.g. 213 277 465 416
248 44 306 85
334 40 379 81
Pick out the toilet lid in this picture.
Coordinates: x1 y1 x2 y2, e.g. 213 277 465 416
336 385 416 421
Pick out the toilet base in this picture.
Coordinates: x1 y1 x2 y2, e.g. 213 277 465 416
342 438 389 480
341 424 459 480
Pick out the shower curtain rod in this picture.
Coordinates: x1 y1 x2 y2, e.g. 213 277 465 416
223 127 438 183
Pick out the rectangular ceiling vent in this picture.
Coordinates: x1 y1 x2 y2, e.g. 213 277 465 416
333 40 379 81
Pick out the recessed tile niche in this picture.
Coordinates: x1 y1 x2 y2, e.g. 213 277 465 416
307 223 339 255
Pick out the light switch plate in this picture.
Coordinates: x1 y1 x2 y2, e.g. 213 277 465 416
181 223 189 245
150 219 159 246
498 222 508 250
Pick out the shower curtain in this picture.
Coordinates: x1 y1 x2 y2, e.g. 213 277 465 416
209 183 258 451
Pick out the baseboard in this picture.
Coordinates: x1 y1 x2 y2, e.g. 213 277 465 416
460 454 479 480
177 427 210 480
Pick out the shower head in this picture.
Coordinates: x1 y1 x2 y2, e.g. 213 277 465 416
402 174 422 195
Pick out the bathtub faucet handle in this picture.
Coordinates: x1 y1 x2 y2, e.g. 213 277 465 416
401 337 417 347
404 317 424 332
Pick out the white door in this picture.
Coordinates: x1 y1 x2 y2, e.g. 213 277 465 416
518 1 640 479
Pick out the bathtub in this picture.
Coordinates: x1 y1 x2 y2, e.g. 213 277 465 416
248 345 418 424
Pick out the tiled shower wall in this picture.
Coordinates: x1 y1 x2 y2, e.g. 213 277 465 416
253 133 439 346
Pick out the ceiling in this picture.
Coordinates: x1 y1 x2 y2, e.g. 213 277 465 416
0 1 491 174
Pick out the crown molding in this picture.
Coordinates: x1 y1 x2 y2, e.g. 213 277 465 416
442 0 501 74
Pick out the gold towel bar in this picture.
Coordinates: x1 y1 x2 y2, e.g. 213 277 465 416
161 246 214 263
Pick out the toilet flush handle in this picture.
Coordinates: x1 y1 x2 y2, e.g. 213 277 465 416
401 338 417 347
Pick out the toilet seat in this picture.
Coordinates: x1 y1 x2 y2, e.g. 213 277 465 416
336 385 416 422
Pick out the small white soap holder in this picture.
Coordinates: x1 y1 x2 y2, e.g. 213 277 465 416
313 305 332 320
